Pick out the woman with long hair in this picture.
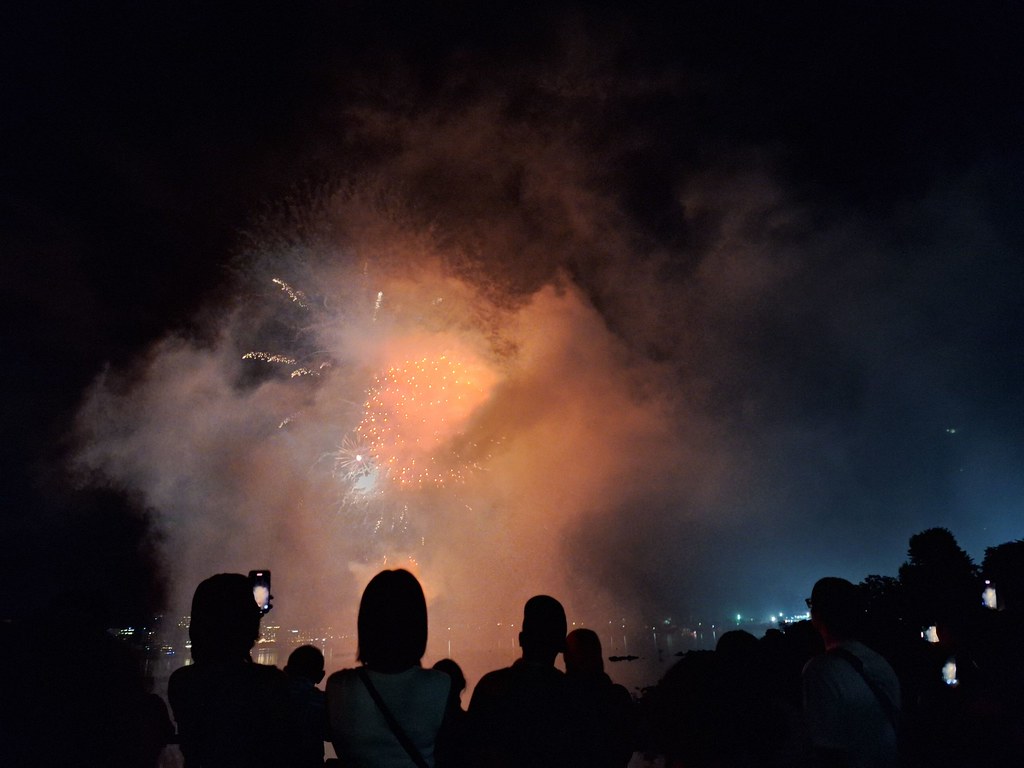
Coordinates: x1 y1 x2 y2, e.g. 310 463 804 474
326 569 453 767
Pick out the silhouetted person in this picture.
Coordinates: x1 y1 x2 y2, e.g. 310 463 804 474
168 573 302 768
803 577 901 768
432 658 467 714
1 591 174 768
468 595 582 768
712 629 794 766
643 648 718 766
760 622 824 766
564 628 636 768
326 569 451 767
645 629 786 768
285 644 328 768
432 658 469 768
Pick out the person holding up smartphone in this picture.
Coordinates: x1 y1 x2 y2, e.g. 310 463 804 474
168 573 302 768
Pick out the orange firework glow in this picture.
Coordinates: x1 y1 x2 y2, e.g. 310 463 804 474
356 352 497 487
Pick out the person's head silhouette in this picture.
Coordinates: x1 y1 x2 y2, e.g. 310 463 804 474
565 627 604 677
285 644 326 685
808 576 864 647
189 573 262 663
432 658 467 710
519 595 567 665
357 568 428 673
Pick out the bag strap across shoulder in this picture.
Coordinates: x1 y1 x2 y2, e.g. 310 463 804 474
828 647 899 732
357 667 430 768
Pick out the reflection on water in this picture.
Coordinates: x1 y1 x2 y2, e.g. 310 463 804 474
144 616 734 699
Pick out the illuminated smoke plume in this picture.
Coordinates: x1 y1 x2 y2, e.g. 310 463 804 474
355 349 500 488
67 31 720 659
71 22 1016 684
65 84 848 673
72 155 693 675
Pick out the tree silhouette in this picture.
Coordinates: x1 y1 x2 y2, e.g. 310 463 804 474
858 574 905 657
982 539 1024 612
898 527 980 629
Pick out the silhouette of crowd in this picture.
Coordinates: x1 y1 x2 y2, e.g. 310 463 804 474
3 526 1024 767
157 571 639 768
639 528 1024 768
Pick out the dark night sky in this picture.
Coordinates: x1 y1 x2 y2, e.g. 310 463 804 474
3 1 1023 626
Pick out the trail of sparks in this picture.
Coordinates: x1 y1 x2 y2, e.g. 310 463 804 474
242 351 297 365
248 275 501 519
243 351 324 378
272 277 308 308
334 434 375 482
356 354 490 488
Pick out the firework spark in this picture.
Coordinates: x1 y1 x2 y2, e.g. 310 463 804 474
242 280 334 378
356 352 497 488
249 276 502 499
272 277 309 308
242 351 298 365
334 434 375 483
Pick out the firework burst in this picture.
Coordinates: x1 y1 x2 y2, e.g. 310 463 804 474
356 352 497 488
244 272 505 530
334 434 375 483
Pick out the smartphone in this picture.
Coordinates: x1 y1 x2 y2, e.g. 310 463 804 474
249 570 272 615
941 658 958 687
982 583 998 609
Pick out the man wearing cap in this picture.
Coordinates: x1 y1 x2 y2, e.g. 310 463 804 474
468 595 584 768
803 577 901 768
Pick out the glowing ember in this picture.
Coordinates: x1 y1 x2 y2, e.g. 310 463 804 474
356 352 495 487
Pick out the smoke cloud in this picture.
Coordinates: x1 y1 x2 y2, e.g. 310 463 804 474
72 182 694 637
70 17 1023 682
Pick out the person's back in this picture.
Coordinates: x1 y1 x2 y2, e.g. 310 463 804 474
327 665 450 767
803 639 900 768
168 573 301 768
431 658 470 768
803 577 901 768
468 595 579 768
563 628 635 768
325 569 451 768
284 644 328 768
170 658 298 768
470 658 574 768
